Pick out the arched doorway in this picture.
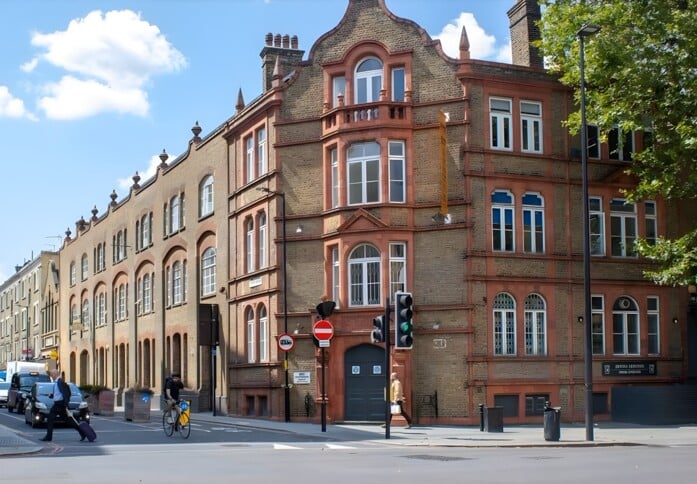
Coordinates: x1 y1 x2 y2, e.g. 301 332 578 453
344 344 385 421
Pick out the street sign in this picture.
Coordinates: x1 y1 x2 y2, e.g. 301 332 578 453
277 333 295 352
313 319 334 341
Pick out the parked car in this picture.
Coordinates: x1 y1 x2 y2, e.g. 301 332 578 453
0 382 10 407
24 382 90 428
7 371 51 414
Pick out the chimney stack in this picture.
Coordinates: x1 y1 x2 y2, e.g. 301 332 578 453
507 0 543 69
260 33 304 92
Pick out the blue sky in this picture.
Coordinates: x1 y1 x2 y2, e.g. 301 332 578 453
0 0 516 282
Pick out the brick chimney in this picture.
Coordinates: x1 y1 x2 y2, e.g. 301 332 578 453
507 0 543 69
260 33 304 92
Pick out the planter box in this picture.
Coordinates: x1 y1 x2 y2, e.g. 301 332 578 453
124 390 152 422
97 390 115 416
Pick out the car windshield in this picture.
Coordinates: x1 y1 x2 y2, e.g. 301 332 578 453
19 375 48 391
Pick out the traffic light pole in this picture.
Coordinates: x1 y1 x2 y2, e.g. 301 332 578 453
384 297 391 440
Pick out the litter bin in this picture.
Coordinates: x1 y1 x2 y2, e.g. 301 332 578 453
543 404 561 441
484 406 504 432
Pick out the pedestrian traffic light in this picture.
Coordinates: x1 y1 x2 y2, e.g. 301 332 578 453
395 291 414 349
371 315 386 343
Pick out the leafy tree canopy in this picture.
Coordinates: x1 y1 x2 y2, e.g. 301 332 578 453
537 0 697 285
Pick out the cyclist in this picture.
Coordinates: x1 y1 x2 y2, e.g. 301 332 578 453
164 373 184 417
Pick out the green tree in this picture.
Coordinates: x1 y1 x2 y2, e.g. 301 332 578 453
537 0 697 285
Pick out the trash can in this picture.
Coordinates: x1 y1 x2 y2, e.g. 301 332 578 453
543 405 561 441
484 406 504 432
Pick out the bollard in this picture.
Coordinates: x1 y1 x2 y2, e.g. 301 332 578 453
479 403 485 432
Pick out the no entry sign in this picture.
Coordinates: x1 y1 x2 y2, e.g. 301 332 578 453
313 319 334 341
277 333 295 352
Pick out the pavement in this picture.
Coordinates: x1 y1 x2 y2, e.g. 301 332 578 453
2 411 696 457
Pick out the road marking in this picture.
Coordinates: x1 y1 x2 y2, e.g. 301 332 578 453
273 443 302 450
325 443 356 449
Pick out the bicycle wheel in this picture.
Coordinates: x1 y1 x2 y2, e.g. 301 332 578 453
162 409 175 436
177 414 191 439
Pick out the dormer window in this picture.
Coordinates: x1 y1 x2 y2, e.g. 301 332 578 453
355 57 382 104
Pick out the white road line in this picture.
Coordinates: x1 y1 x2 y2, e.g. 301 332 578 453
273 443 302 450
325 443 357 449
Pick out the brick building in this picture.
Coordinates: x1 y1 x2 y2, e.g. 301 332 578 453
49 0 694 424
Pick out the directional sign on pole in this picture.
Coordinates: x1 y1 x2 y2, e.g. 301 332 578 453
277 333 295 352
313 319 334 341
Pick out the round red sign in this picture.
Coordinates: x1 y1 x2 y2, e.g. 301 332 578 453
313 319 334 341
277 333 295 352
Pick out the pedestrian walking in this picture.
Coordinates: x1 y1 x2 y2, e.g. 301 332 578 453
389 372 412 428
40 369 81 441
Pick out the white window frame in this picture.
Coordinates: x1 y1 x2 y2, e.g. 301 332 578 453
524 294 546 355
201 248 216 296
331 147 339 209
391 66 405 102
332 75 346 108
347 142 380 205
355 57 383 104
647 296 660 355
645 201 657 246
388 141 405 203
389 242 406 297
490 97 512 150
332 246 340 307
348 244 381 307
610 199 637 257
612 296 640 355
246 136 254 183
258 212 267 269
172 261 182 305
246 219 255 273
589 196 606 256
200 176 214 217
258 305 268 363
246 307 255 363
81 254 88 281
494 293 516 355
522 193 544 253
520 101 542 153
591 295 605 355
257 127 267 176
491 190 515 252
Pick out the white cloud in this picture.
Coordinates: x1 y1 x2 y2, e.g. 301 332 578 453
21 58 39 73
435 12 511 63
0 85 37 120
117 154 161 192
28 9 187 120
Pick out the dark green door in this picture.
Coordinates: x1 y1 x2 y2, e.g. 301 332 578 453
344 344 385 421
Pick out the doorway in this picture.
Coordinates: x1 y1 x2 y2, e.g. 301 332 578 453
344 344 385 421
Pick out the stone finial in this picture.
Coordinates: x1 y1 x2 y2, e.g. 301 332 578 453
91 205 98 221
110 189 118 207
236 88 245 112
460 25 470 60
77 216 87 232
272 55 282 80
65 228 72 241
159 149 169 168
132 172 141 190
192 121 202 141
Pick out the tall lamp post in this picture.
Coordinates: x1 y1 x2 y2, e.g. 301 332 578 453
578 21 601 442
258 187 290 422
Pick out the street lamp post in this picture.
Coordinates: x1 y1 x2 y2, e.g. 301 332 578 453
578 22 601 442
258 187 290 422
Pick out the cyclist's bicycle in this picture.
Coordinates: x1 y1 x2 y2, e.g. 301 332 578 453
163 399 191 439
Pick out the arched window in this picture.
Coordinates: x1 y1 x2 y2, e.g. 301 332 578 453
143 273 152 313
348 244 381 306
355 57 383 104
199 175 214 217
522 193 544 253
70 262 76 286
246 218 255 272
258 305 268 362
524 294 546 355
246 307 255 363
172 261 182 305
612 296 639 355
258 212 267 269
201 248 216 296
494 293 516 355
491 190 515 252
81 253 89 280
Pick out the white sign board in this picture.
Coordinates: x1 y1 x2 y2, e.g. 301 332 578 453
293 371 311 384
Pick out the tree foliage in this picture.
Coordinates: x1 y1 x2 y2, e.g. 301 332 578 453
537 0 697 285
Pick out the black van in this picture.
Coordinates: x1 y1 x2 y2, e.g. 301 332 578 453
7 371 51 414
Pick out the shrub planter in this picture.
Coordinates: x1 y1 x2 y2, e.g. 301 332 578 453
124 388 153 422
96 389 115 416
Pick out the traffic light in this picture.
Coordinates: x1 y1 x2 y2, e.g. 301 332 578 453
371 315 386 343
395 291 414 349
